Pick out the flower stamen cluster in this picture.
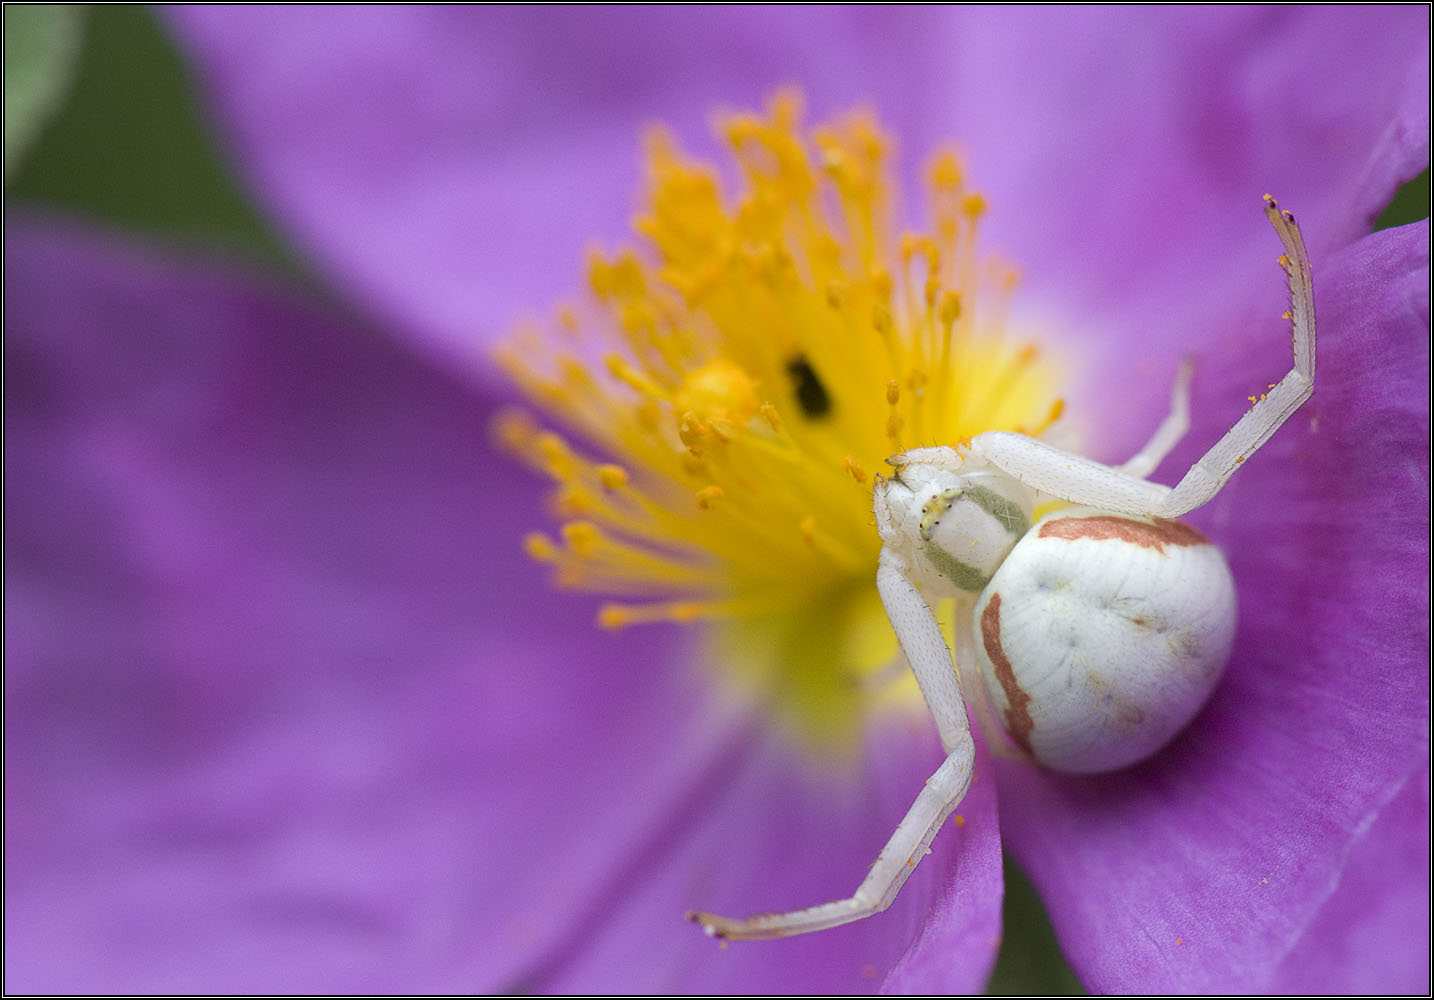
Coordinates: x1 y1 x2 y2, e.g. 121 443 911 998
495 91 1065 749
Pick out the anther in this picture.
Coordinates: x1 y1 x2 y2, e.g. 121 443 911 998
523 532 560 564
606 355 664 398
872 301 893 335
597 604 632 630
560 521 603 556
670 602 705 624
554 485 595 516
678 412 708 450
938 291 962 328
490 408 539 453
929 151 962 190
535 433 575 477
886 413 905 443
870 268 894 301
759 402 784 433
799 515 818 546
597 465 629 490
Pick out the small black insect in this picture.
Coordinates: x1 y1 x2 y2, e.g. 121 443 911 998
785 355 831 418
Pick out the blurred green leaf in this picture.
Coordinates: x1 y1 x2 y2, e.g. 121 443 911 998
7 6 300 273
4 4 84 177
1372 168 1430 231
986 853 1086 995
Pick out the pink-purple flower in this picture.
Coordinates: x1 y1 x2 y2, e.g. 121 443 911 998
5 8 1428 993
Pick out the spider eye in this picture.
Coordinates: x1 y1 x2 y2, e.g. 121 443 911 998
918 483 1031 592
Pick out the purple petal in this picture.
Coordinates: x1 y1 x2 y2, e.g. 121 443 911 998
1272 761 1430 993
162 7 960 384
923 8 1430 459
0 214 671 991
3 217 1002 992
123 7 1429 989
935 8 1430 294
164 8 1426 401
997 220 1430 993
538 714 1002 994
880 728 1004 993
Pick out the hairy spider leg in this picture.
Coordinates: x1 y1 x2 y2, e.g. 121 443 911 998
966 196 1315 518
686 548 976 940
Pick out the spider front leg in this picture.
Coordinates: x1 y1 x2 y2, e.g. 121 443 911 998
965 195 1315 517
685 549 976 940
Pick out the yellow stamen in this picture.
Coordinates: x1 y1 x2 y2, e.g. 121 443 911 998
494 92 1065 758
597 464 628 490
694 485 725 510
523 532 560 564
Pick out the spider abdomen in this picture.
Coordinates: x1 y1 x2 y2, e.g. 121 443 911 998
972 508 1237 773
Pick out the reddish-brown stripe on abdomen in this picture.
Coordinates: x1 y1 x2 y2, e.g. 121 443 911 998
980 594 1034 756
1037 514 1209 552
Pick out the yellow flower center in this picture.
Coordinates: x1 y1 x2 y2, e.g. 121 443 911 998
494 91 1065 762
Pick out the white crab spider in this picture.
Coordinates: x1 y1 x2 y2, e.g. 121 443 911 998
688 196 1315 940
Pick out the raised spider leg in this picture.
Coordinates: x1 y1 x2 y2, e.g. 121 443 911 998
1118 357 1193 479
893 352 1193 487
965 195 1314 518
686 549 976 940
891 356 1190 483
